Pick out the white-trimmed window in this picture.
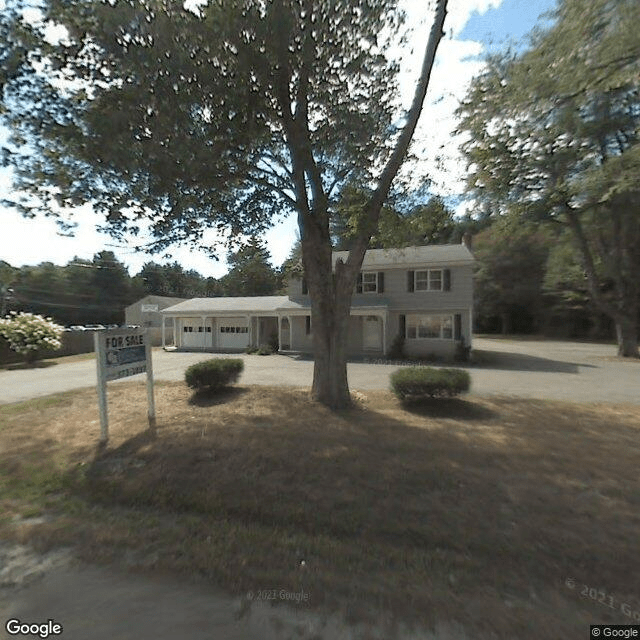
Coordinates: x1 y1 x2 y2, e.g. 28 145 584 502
357 271 385 294
415 269 443 291
406 314 453 340
362 272 378 293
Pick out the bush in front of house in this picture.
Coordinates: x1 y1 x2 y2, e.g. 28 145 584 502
0 312 63 363
454 338 471 363
387 333 405 360
390 366 471 401
185 359 244 391
256 344 274 355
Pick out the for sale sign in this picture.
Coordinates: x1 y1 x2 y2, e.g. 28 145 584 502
101 332 147 381
94 329 155 442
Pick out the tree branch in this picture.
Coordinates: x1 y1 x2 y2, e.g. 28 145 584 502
344 0 448 275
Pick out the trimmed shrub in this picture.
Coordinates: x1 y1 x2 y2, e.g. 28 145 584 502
0 312 63 363
390 366 470 401
256 344 274 355
185 359 244 391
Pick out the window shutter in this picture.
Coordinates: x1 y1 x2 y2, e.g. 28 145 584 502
399 314 406 338
301 278 308 295
305 316 311 335
378 272 384 293
443 269 451 291
454 314 462 340
407 271 414 292
356 272 363 294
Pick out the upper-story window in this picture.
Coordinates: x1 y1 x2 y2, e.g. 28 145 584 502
408 268 450 292
357 272 384 294
416 269 442 291
362 273 378 293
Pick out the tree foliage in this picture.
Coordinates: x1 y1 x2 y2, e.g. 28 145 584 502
473 218 553 334
1 0 449 406
333 190 458 250
219 238 279 296
458 0 640 356
2 0 410 248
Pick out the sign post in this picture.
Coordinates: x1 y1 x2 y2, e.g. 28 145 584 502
94 328 155 443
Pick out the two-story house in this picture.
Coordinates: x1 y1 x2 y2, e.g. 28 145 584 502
160 242 474 359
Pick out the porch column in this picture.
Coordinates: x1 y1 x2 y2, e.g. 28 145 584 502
161 316 166 348
381 313 387 355
256 316 261 347
468 307 473 347
277 315 282 351
201 316 206 350
288 316 292 350
173 317 176 348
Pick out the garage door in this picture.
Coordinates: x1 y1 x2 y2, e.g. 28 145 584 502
218 317 250 349
181 318 213 348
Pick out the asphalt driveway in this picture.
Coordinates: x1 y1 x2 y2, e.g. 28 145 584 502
0 337 638 405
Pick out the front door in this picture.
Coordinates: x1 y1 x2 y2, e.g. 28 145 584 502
363 316 382 351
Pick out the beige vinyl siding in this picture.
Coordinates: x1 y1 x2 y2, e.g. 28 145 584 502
287 276 309 298
289 316 313 352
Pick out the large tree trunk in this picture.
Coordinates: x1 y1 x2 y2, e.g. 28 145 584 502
303 233 356 409
311 303 352 409
615 315 639 358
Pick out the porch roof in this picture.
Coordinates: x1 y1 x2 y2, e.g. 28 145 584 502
161 295 389 316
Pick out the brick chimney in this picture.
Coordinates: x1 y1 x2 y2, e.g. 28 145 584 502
462 232 473 251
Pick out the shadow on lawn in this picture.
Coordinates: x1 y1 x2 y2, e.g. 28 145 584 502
6 384 637 638
469 349 597 373
2 360 58 371
401 397 497 421
187 386 248 407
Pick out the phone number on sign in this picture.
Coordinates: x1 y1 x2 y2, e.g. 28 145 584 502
106 365 146 381
565 579 640 621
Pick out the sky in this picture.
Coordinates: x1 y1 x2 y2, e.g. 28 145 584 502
0 0 557 279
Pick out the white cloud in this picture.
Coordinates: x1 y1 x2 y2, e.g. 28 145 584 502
395 0 498 200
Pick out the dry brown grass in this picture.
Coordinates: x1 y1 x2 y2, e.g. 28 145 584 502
1 382 639 638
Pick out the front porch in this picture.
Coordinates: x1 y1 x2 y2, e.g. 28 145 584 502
161 311 389 356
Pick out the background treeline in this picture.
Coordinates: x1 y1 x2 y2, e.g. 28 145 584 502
0 239 285 326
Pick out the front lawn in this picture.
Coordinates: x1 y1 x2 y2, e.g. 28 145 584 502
1 383 638 638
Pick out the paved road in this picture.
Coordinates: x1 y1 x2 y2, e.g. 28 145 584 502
0 338 638 405
0 545 454 640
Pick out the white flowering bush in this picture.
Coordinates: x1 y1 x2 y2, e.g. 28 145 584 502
0 312 64 363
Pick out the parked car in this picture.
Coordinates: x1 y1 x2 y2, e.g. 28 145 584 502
84 324 106 331
68 325 86 331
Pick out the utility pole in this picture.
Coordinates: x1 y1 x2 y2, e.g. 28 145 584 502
0 285 14 317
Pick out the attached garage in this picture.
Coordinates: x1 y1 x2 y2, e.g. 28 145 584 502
181 318 213 349
218 317 250 350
